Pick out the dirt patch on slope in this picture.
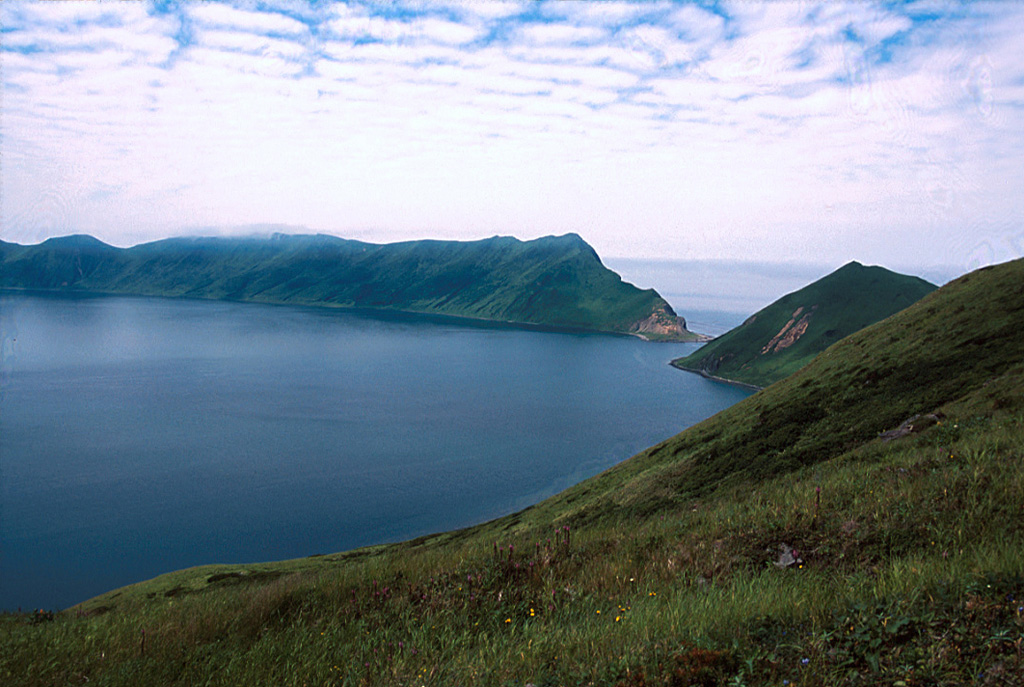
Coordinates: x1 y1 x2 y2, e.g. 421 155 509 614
761 305 817 354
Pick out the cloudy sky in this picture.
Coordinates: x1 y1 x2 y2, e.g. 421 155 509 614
2 1 1022 276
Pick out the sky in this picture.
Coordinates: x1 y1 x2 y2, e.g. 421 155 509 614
2 0 1023 279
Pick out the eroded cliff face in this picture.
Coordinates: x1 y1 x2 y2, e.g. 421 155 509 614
631 305 711 342
761 305 817 354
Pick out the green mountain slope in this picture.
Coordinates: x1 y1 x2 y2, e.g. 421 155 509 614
0 233 700 340
672 261 937 387
4 259 1023 686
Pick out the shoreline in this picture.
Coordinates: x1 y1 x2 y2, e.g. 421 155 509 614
0 286 702 343
629 330 712 344
669 363 764 391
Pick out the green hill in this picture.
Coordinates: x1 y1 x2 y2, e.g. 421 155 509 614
3 259 1023 686
0 233 701 341
672 261 937 387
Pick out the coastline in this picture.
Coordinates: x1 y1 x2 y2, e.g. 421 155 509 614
0 286 700 343
669 362 765 391
630 330 712 344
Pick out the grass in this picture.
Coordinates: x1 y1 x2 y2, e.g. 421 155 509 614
4 404 1022 685
3 258 1023 685
672 261 937 387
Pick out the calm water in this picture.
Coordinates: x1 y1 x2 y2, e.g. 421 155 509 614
0 292 753 611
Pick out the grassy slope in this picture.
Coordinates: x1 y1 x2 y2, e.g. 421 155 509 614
0 233 700 340
3 260 1023 686
672 261 937 387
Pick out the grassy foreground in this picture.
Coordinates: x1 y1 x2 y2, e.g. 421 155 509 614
3 260 1023 686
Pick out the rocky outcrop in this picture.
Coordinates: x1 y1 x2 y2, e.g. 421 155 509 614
631 306 711 342
761 305 817 354
879 413 943 442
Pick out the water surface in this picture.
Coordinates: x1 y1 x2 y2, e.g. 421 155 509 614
0 292 753 610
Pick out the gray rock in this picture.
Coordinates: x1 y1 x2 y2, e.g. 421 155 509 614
775 543 803 569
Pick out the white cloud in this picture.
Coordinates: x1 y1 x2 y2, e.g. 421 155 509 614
3 23 177 63
3 0 1023 271
189 3 308 36
543 1 665 27
417 17 484 45
329 11 480 45
619 25 698 67
334 17 395 42
1 51 56 76
495 57 637 89
518 23 607 46
502 42 656 72
666 4 726 41
7 0 136 26
197 28 308 60
183 45 304 78
405 0 526 24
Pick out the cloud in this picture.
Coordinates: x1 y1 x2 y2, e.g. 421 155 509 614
518 22 608 46
189 3 308 36
417 17 485 45
196 28 308 60
619 25 699 67
182 45 305 78
2 0 1023 273
665 4 727 41
540 0 663 27
326 7 482 46
5 0 134 26
457 1 526 21
2 6 178 65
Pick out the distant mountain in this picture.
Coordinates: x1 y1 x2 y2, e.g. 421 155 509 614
0 233 702 341
671 261 937 387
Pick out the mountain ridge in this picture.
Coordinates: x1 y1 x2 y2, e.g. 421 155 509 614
0 232 702 341
671 260 937 387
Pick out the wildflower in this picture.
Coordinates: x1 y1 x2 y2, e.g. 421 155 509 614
801 658 809 665
596 609 601 614
505 618 511 623
615 616 621 622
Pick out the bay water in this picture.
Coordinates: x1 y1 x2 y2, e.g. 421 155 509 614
0 292 753 611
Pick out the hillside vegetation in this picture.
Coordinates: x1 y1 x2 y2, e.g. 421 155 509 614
672 261 936 387
3 259 1023 686
0 233 700 340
